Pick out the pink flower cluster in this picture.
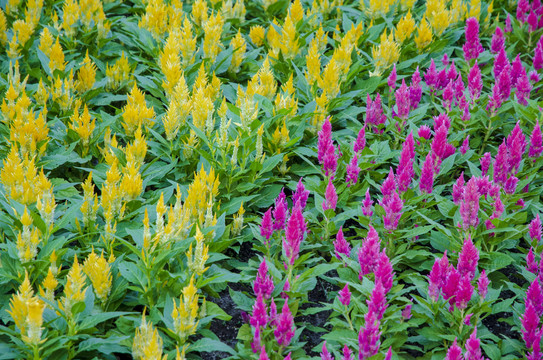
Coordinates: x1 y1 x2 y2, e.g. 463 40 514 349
445 329 485 360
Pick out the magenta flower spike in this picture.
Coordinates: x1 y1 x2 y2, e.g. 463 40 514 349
274 301 295 347
323 179 338 212
505 14 512 32
464 329 482 360
504 176 519 195
284 353 292 360
517 70 533 105
292 178 310 210
443 80 455 111
528 10 538 32
477 270 489 301
452 172 465 205
511 54 523 85
284 205 306 265
527 248 539 274
269 299 278 327
530 120 543 158
318 117 333 164
535 44 543 70
402 303 412 320
455 276 474 309
463 18 484 62
494 47 510 78
388 64 397 92
468 61 482 102
384 347 392 360
321 342 334 360
353 125 366 154
397 132 415 192
480 152 492 176
250 293 268 328
460 135 470 155
366 93 387 133
334 227 351 260
343 346 354 360
272 189 288 231
323 144 339 178
442 53 450 66
395 79 411 120
457 235 479 280
381 168 396 199
442 266 460 306
381 190 404 231
259 346 270 360
493 140 508 185
497 64 512 101
358 312 381 360
527 279 543 316
338 284 351 307
437 67 448 90
428 252 449 301
507 122 527 174
358 226 381 277
445 338 463 360
522 302 540 350
375 250 394 293
346 155 360 187
517 0 530 23
491 26 505 53
434 112 451 131
425 59 439 92
447 61 458 83
362 189 374 217
527 330 543 360
419 152 435 194
260 208 274 241
460 177 480 230
367 280 388 321
254 260 275 299
410 67 423 109
252 326 262 353
418 125 432 140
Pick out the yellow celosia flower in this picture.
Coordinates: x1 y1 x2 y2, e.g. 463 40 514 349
272 120 290 150
289 0 304 23
232 202 245 236
59 255 87 316
179 18 196 67
0 9 7 45
278 15 299 60
468 0 481 19
122 85 155 136
400 0 416 10
249 25 265 46
12 19 34 48
83 249 112 303
395 10 415 43
229 29 246 74
371 29 400 76
363 0 395 18
415 17 433 52
160 33 182 98
221 0 246 21
319 58 340 98
106 52 134 90
274 74 298 118
49 37 66 74
191 0 208 27
37 192 56 230
120 162 143 201
203 12 224 62
139 0 169 39
172 275 200 343
62 0 79 37
39 267 58 304
76 51 96 93
306 39 321 86
311 91 328 131
70 104 95 151
132 313 167 360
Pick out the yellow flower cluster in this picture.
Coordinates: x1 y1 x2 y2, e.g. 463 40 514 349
59 255 87 316
122 85 155 136
83 249 112 304
372 29 400 76
15 207 41 263
172 276 201 343
186 227 210 276
132 313 167 360
106 52 134 90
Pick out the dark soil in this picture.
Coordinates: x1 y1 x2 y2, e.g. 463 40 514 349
482 311 515 339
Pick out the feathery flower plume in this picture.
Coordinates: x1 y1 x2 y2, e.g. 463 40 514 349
522 302 540 350
273 189 288 231
418 125 432 140
362 189 374 217
358 312 381 360
443 80 455 111
402 303 412 320
283 206 305 265
460 177 480 230
460 136 470 154
455 276 473 309
274 301 295 346
457 235 479 280
494 48 510 78
259 346 269 360
445 338 463 360
381 190 403 231
491 27 505 53
419 152 435 194
367 281 387 321
527 248 539 274
534 44 543 70
395 79 411 120
530 120 543 158
480 152 492 176
252 327 262 353
505 14 512 32
254 260 274 299
477 270 489 300
321 342 334 360
346 155 360 187
334 227 351 260
428 252 449 301
353 126 366 154
381 168 396 199
358 226 381 277
375 250 394 293
465 330 482 360
318 117 338 177
527 279 543 316
425 59 438 91
511 55 524 85
292 178 310 210
453 172 465 205
410 67 423 109
463 18 484 62
397 132 415 192
338 284 351 307
343 345 354 360
366 94 387 133
388 64 397 91
531 215 543 243
323 179 338 211
516 69 533 106
250 293 268 328
468 62 482 102
261 208 274 241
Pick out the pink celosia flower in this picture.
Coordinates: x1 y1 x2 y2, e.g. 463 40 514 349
480 152 492 176
497 64 512 102
517 0 530 23
410 67 422 109
431 125 456 165
323 179 338 212
522 302 540 350
273 190 288 231
518 198 526 208
457 235 479 280
428 252 449 301
530 70 541 83
353 126 366 154
460 135 470 155
419 152 435 194
318 117 333 164
346 155 360 187
442 53 450 66
445 338 463 360
487 81 504 114
418 125 432 140
358 226 381 277
338 284 351 307
505 14 512 32
532 215 543 243
321 341 334 360
284 353 292 360
402 303 412 320
465 328 482 360
468 61 482 102
384 347 392 360
358 312 381 360
528 10 538 32
491 26 505 53
323 144 339 178
478 270 489 300
259 346 269 360
507 122 527 174
443 80 455 111
511 54 524 85
395 79 411 120
254 260 275 299
453 172 465 205
283 206 305 265
367 280 388 321
334 227 351 260
447 61 458 83
527 248 539 274
425 59 439 91
381 168 396 199
494 48 510 78
442 266 460 306
252 326 262 353
362 189 374 217
375 250 394 293
530 120 543 158
342 345 353 360
261 208 274 241
535 44 543 70
504 176 518 195
250 293 268 328
455 275 473 309
381 190 403 231
493 140 508 185
527 279 543 316
366 94 387 133
292 178 310 210
463 18 484 62
460 177 480 230
388 64 397 92
274 301 295 346
527 330 543 360
437 67 448 90
269 299 278 327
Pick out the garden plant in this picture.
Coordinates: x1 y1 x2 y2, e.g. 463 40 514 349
0 0 543 359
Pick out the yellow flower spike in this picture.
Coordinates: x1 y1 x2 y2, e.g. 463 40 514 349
8 271 34 334
70 104 95 150
279 154 290 175
319 58 340 98
59 255 87 316
34 78 49 107
133 312 167 360
125 127 148 169
395 10 415 44
76 51 97 93
21 206 33 227
160 32 182 98
120 163 143 201
249 25 265 46
414 17 433 52
49 37 66 74
138 0 169 39
39 267 58 304
0 9 7 45
305 39 321 86
279 15 299 60
122 85 155 136
83 250 112 304
176 345 187 360
186 227 210 276
191 0 208 27
257 57 277 100
229 30 246 74
468 0 481 20
179 18 197 67
371 29 400 76
62 0 79 37
13 19 34 48
203 12 225 62
232 202 245 236
266 20 281 56
255 124 264 162
171 275 200 343
106 52 134 90
289 0 304 23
